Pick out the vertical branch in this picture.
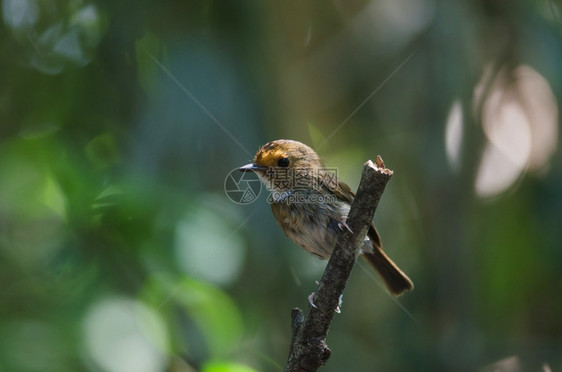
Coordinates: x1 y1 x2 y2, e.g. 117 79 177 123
284 157 394 372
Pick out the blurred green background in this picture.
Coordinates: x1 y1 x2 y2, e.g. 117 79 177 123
1 0 561 371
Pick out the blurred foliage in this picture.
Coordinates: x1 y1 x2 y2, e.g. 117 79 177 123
1 0 562 371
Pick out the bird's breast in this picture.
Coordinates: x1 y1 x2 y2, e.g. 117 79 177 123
270 191 349 259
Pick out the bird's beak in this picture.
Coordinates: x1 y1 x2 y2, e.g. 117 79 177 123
239 163 261 172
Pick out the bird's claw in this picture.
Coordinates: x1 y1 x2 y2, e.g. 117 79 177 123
335 294 343 314
338 216 352 233
308 292 318 309
309 292 343 313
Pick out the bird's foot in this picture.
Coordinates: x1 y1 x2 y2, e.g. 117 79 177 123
309 289 343 313
335 294 343 314
308 292 318 309
338 216 353 233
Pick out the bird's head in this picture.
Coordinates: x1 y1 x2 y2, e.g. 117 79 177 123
239 139 324 192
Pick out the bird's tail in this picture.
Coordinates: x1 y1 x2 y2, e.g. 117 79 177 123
361 226 413 296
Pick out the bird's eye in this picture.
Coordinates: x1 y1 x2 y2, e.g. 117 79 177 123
277 157 290 167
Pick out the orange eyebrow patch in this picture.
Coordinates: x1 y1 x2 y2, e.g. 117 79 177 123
255 148 287 167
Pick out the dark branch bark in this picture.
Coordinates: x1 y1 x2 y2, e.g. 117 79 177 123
284 156 394 372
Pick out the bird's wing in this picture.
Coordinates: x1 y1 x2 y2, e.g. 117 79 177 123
330 179 355 204
333 179 383 249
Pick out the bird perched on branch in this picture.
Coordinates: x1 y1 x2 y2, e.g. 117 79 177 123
240 139 413 296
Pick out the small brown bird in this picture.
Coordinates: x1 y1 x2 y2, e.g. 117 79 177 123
240 139 413 296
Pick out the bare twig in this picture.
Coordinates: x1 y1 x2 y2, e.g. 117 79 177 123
284 156 394 372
